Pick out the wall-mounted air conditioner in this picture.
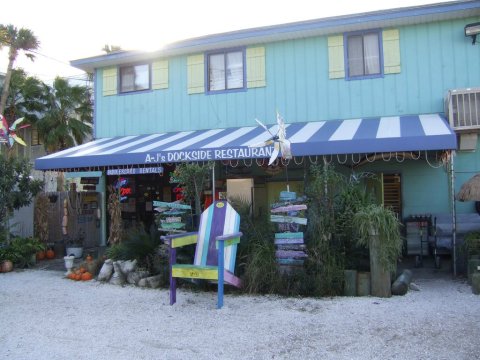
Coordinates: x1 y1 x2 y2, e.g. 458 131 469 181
445 88 480 132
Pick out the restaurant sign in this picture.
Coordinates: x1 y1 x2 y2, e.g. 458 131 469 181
143 146 274 163
107 166 164 176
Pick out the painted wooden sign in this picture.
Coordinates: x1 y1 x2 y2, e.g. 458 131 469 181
153 201 191 210
270 204 307 213
271 215 307 225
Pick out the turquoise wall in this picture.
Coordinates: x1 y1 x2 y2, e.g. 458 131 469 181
94 17 480 137
92 16 480 218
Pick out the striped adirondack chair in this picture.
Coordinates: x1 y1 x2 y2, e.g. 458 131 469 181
161 201 242 309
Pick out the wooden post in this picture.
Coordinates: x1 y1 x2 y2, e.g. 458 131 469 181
369 232 392 298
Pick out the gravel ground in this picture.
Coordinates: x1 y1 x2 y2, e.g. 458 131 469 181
0 269 479 360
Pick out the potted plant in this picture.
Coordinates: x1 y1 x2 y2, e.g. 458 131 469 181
464 231 480 284
65 229 85 258
353 204 403 298
0 246 14 272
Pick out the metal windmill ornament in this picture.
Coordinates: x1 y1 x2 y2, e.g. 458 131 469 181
249 111 292 165
0 115 29 147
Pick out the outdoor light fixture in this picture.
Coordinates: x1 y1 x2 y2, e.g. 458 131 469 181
465 22 480 45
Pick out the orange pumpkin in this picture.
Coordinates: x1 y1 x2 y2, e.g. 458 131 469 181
74 273 82 281
36 251 45 261
46 249 55 259
67 273 76 280
79 266 86 274
81 272 93 281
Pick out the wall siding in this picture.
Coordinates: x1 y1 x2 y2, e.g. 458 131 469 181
94 17 480 138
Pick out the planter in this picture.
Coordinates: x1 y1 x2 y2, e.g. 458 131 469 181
63 255 75 276
0 260 13 273
66 247 83 259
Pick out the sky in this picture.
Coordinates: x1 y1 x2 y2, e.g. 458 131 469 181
0 0 454 84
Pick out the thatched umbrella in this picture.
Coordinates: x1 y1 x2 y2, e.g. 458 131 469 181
457 174 480 201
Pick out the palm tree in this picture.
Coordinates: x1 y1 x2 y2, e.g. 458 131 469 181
3 68 46 125
37 77 93 153
0 24 40 115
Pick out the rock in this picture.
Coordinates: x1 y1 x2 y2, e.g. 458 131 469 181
392 269 413 296
119 259 137 274
127 270 150 285
410 282 421 291
97 259 113 282
138 274 163 288
109 261 126 286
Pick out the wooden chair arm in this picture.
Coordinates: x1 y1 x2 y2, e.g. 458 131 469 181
216 232 243 247
162 232 198 248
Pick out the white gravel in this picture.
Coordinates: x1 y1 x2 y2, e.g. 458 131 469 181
0 269 479 360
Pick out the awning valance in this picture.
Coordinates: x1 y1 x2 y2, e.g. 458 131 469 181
35 113 456 171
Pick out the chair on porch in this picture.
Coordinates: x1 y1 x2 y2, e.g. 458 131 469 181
161 200 243 309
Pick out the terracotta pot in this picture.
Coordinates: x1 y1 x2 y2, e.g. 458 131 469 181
1 260 13 273
46 249 55 260
36 251 46 261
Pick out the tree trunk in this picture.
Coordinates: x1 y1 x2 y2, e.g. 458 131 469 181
0 48 17 115
369 233 392 298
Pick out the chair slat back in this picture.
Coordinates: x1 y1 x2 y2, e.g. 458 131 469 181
194 201 240 273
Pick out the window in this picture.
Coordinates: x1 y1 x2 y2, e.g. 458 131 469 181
346 31 382 79
119 64 150 93
207 49 245 92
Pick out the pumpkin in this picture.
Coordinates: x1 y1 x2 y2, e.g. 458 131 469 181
81 272 93 281
36 251 46 261
79 266 86 273
74 273 82 281
46 249 55 259
67 273 76 280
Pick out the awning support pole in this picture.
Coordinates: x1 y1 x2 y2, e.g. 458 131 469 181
450 151 457 277
212 162 215 202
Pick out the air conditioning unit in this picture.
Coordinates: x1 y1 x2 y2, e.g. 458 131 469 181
445 88 480 132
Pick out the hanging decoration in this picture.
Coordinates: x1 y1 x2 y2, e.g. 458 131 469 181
249 111 292 165
0 115 29 147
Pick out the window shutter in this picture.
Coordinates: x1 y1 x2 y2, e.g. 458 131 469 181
383 29 401 74
328 35 345 79
187 54 205 94
152 60 169 89
246 46 266 88
103 67 117 96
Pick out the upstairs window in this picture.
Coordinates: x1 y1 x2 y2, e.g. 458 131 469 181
120 64 150 93
346 31 382 79
207 49 245 93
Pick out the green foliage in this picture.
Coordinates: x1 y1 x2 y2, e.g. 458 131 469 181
105 227 164 274
352 204 403 273
3 237 45 268
231 196 280 294
173 162 213 220
0 156 43 236
464 231 480 257
37 77 93 153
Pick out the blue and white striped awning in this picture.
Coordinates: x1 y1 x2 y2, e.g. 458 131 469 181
35 113 457 170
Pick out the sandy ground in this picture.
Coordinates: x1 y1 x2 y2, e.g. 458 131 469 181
0 268 479 360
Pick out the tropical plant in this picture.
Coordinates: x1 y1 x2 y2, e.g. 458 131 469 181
106 227 164 275
230 196 279 294
34 193 49 245
36 77 93 153
464 231 480 257
0 24 40 115
6 236 45 268
353 203 403 297
173 162 213 223
2 68 46 126
0 156 43 239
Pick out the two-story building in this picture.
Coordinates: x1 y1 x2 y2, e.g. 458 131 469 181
36 1 480 271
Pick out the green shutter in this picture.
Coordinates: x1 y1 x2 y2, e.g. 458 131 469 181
246 46 266 88
152 60 169 89
328 35 345 79
383 29 401 74
102 67 117 96
187 54 204 94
